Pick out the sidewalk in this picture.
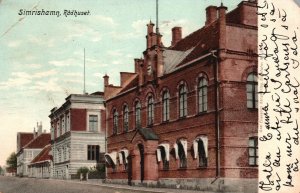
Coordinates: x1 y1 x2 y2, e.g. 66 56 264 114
54 178 221 193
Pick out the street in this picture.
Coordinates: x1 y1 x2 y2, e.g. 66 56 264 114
0 176 161 193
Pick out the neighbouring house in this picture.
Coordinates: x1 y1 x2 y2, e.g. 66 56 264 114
49 92 106 180
16 123 51 177
16 132 34 176
28 144 52 179
104 1 258 192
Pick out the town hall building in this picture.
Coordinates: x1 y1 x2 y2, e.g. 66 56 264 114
104 1 258 192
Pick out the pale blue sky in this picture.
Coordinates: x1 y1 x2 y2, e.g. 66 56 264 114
0 0 241 166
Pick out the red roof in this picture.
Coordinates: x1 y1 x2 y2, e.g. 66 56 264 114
23 133 51 149
31 144 52 164
19 133 34 149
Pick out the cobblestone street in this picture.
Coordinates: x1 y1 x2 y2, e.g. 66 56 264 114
0 176 209 193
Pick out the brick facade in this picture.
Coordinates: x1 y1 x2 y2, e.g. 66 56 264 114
104 1 258 192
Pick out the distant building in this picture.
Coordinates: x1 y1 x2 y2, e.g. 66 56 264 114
28 144 52 179
49 93 106 179
16 123 51 177
104 1 258 192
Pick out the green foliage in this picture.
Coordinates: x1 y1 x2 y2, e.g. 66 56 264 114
77 167 89 175
6 152 17 170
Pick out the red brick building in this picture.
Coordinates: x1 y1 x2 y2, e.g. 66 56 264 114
104 1 258 192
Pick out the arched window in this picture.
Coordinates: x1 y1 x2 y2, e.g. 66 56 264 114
135 101 141 129
198 77 208 113
159 146 169 170
179 84 187 117
162 90 170 122
123 105 129 132
198 139 207 167
247 73 258 108
178 142 187 168
147 96 154 126
113 110 118 134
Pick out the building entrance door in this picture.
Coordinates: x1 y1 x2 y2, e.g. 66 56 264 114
138 144 144 183
127 155 132 186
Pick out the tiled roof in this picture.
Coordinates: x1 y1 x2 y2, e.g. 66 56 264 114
30 144 52 164
171 21 219 67
23 133 51 149
19 133 34 149
120 75 138 93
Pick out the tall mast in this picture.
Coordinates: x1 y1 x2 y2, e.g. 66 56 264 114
83 48 86 94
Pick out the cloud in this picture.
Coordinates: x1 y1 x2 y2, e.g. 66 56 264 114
0 69 57 90
7 40 22 48
93 15 117 27
64 72 83 77
32 69 57 78
27 63 42 69
107 50 123 56
132 19 148 34
30 78 61 92
0 72 31 89
48 58 78 67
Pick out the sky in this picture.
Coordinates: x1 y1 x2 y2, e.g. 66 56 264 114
0 0 241 167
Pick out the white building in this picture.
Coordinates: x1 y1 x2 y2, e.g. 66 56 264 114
49 92 106 179
28 144 52 178
16 123 51 177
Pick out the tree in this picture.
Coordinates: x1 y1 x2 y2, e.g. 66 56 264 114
6 152 17 171
0 165 3 175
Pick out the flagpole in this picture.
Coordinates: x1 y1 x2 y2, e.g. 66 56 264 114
83 48 86 94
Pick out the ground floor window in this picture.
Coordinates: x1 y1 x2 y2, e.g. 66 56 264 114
178 142 187 168
87 145 100 161
249 137 258 166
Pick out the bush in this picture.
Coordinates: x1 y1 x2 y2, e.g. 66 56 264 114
77 167 89 175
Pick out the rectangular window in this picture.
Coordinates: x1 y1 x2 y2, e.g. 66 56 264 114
87 145 100 161
249 137 258 166
89 115 98 132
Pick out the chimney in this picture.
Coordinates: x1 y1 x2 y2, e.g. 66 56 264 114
33 127 36 138
138 61 144 87
171 27 182 47
205 6 218 25
103 74 109 87
134 58 140 73
146 21 155 49
218 4 227 51
37 122 42 136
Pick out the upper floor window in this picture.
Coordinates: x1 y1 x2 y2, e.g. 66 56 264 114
65 114 70 132
162 91 170 122
198 77 208 113
249 137 258 166
56 122 60 137
89 115 98 132
113 110 118 134
87 145 100 161
147 96 154 126
179 84 187 117
123 105 129 132
135 101 141 129
247 73 258 109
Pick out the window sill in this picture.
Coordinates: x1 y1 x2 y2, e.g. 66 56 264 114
161 120 169 124
247 108 258 111
178 167 187 170
196 111 207 116
249 164 258 167
197 166 208 169
178 116 187 120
